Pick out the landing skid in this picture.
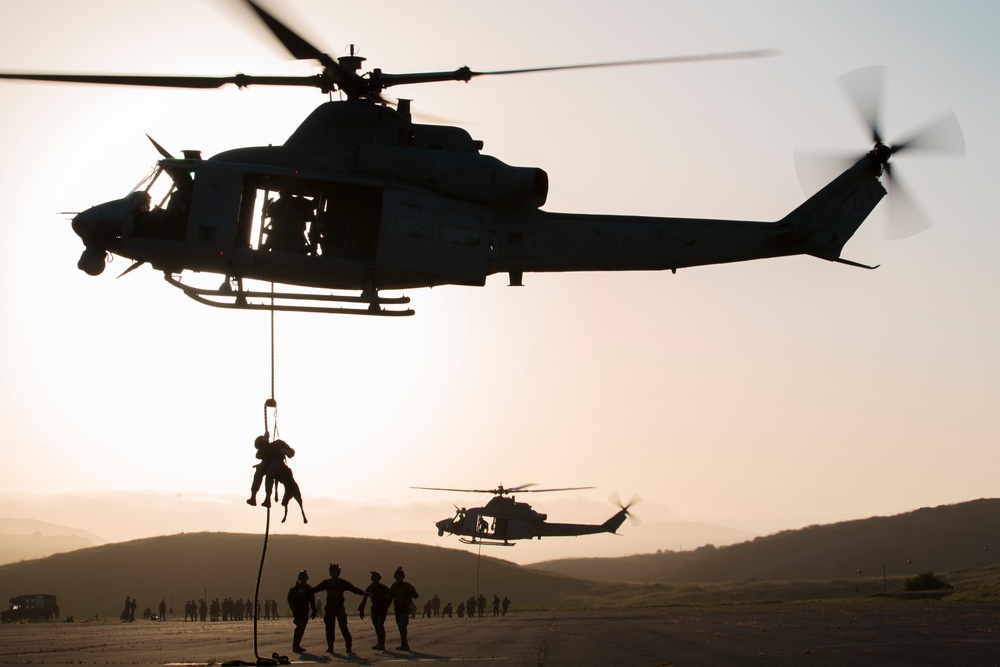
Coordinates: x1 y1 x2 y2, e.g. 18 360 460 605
164 274 414 316
459 537 514 546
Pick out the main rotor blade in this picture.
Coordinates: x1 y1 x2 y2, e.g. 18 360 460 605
412 486 500 494
0 72 323 90
519 486 595 493
470 48 782 78
244 0 337 70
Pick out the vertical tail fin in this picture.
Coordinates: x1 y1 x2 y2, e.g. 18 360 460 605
778 153 886 261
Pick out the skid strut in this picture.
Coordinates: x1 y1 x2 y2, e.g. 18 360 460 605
164 273 414 316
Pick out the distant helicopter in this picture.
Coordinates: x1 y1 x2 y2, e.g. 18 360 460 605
414 484 639 546
0 2 963 315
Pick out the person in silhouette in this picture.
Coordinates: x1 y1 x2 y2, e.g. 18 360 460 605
491 595 500 617
129 597 137 622
311 563 365 655
477 593 486 618
121 596 130 622
388 566 419 651
247 434 306 522
159 599 167 621
247 434 283 507
287 569 317 653
264 192 313 253
358 571 391 651
501 596 511 616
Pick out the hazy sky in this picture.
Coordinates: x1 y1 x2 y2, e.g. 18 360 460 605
0 0 997 565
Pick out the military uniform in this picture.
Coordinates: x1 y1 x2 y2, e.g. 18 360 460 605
358 571 392 650
311 564 365 654
287 571 316 652
388 567 419 651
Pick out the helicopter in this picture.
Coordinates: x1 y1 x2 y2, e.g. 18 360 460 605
414 484 639 546
0 2 963 316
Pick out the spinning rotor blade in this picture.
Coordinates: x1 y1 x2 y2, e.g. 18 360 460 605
0 71 323 91
413 483 593 495
610 492 642 526
0 0 779 104
469 48 782 78
839 65 886 144
882 166 932 239
891 109 965 156
796 66 965 239
242 0 363 98
244 0 337 69
412 486 516 494
518 486 594 493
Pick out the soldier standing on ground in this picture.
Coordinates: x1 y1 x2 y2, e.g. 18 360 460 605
388 567 419 651
287 570 317 653
311 563 365 655
358 571 392 651
502 596 511 616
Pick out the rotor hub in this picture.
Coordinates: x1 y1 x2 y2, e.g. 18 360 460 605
872 143 892 164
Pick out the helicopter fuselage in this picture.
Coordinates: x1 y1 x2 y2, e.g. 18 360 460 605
434 496 629 545
72 99 887 311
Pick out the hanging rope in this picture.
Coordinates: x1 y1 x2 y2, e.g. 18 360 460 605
264 284 278 440
252 505 273 664
251 287 280 666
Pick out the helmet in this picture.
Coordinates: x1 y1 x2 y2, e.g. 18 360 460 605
297 570 308 581
370 571 381 581
329 563 341 576
393 567 405 579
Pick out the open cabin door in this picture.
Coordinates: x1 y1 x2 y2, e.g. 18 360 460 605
377 190 490 286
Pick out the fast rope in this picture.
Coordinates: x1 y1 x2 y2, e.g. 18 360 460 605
252 288 279 666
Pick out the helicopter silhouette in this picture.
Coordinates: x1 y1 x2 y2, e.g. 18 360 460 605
0 2 962 315
414 484 639 546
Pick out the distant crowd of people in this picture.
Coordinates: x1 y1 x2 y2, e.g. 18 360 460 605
120 563 512 657
422 593 511 618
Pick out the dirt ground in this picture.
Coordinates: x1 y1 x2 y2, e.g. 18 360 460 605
1 602 999 666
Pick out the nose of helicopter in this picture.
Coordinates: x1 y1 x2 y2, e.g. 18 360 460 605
435 517 453 536
71 191 147 275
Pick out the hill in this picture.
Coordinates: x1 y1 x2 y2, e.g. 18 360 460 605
6 499 1000 619
0 533 637 619
0 518 106 565
531 498 1000 583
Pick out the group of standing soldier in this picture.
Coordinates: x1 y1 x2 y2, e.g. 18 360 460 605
287 563 419 655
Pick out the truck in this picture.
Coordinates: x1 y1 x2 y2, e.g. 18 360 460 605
1 594 60 622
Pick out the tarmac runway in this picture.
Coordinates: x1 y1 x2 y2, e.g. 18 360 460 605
1 602 999 665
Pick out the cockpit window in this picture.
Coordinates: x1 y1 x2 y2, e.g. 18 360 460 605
130 164 193 242
132 164 194 210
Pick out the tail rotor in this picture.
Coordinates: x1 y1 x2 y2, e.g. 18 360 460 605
610 492 642 527
796 66 965 239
